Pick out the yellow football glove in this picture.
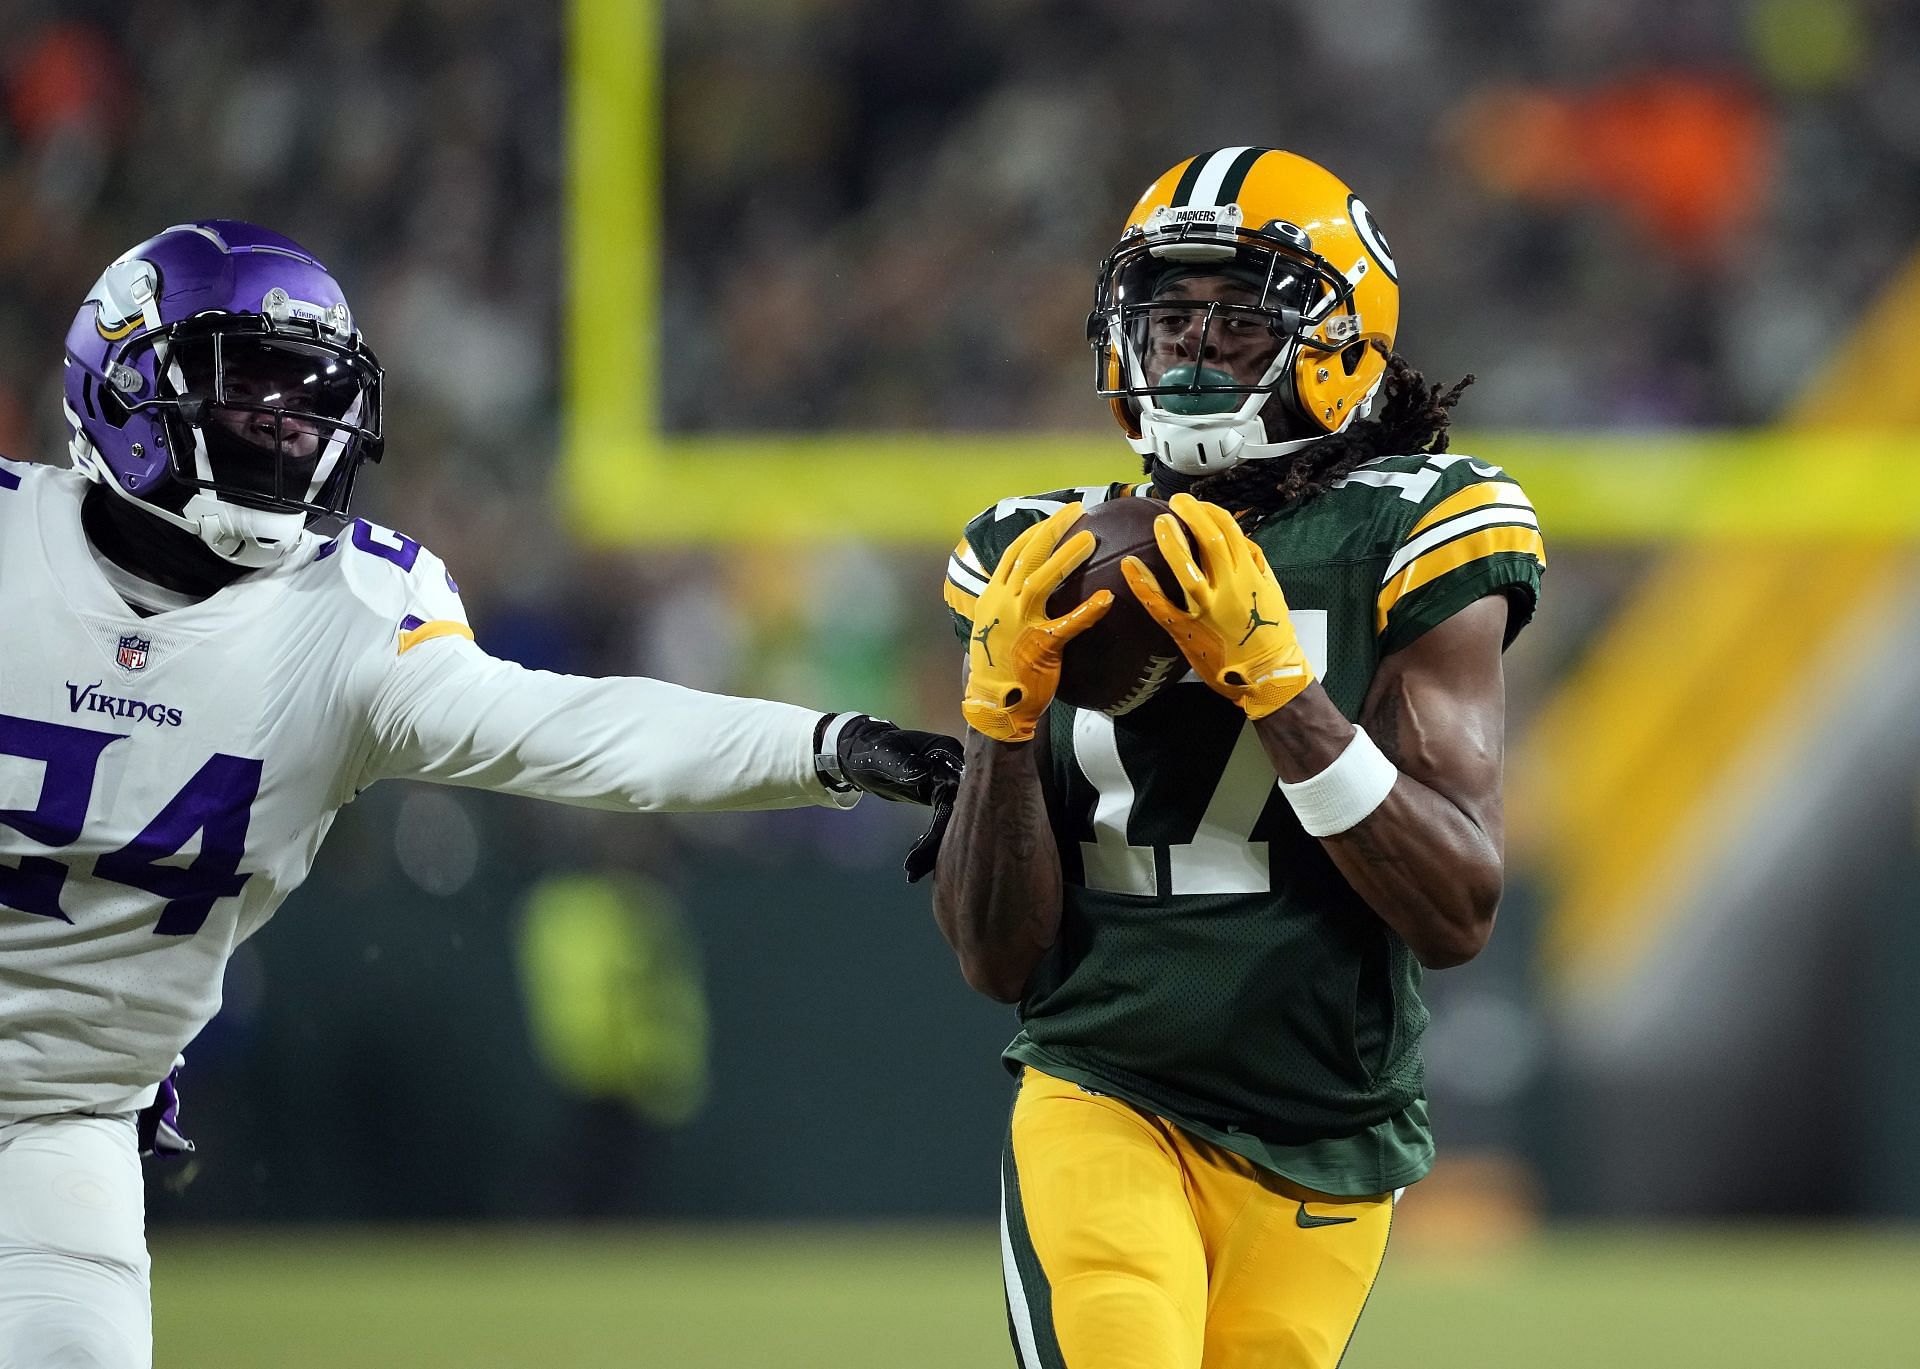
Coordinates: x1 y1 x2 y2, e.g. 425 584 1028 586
1121 492 1313 719
961 503 1113 743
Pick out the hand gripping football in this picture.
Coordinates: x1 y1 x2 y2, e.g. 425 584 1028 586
1045 497 1185 715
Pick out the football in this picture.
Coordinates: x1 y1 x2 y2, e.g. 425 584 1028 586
1046 497 1187 715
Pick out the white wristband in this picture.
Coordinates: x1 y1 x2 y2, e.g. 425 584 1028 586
1278 726 1398 837
814 711 858 792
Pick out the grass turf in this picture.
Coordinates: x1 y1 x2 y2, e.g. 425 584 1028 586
150 1224 1920 1368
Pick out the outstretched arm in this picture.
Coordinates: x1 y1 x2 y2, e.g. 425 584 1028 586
362 637 959 817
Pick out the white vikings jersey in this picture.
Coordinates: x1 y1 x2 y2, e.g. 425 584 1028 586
0 458 847 1119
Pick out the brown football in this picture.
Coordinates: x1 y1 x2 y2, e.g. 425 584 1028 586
1046 496 1187 715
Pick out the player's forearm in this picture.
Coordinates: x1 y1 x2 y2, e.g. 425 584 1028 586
1318 785 1502 969
365 640 845 811
931 731 1062 1002
1255 685 1502 969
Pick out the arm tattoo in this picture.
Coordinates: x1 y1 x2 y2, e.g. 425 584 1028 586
1337 817 1399 868
932 732 1062 998
993 769 1044 864
1366 685 1408 769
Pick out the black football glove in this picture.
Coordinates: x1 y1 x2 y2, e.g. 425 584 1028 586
815 713 963 882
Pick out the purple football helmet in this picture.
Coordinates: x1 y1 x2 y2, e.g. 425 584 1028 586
63 221 384 566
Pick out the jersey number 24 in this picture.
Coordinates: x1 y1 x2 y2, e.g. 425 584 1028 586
0 712 259 935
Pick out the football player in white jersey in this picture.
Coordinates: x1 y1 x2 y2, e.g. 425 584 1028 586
0 221 961 1368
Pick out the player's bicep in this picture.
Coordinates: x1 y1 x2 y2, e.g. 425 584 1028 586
1361 593 1509 843
360 634 496 784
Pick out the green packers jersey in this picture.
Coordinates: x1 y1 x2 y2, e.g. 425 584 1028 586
943 453 1545 1195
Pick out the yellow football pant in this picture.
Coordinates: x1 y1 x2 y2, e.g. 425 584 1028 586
1001 1067 1394 1369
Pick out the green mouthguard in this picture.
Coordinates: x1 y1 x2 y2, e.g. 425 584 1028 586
1157 364 1243 416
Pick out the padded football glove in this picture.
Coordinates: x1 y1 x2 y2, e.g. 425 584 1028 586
137 1059 195 1161
1121 493 1313 719
816 713 963 881
960 503 1112 743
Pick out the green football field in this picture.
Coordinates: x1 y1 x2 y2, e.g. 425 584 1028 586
151 1225 1920 1368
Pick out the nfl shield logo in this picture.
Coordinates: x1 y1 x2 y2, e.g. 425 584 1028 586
116 634 151 672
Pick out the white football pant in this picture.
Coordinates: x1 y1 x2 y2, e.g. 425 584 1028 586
0 1114 150 1369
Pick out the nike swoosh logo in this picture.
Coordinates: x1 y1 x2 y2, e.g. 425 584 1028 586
1295 1204 1357 1229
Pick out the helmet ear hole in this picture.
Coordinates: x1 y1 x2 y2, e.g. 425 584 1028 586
98 383 132 428
1340 341 1367 376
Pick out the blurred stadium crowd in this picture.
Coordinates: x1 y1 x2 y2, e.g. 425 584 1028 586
660 0 1920 433
5 0 1917 638
4 0 1919 1224
4 0 1916 715
0 0 565 647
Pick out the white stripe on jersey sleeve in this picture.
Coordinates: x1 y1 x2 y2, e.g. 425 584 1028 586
948 555 988 595
1382 504 1542 583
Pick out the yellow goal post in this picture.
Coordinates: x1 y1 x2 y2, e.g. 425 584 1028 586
564 0 1920 548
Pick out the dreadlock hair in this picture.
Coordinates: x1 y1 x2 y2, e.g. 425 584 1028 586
1187 350 1473 521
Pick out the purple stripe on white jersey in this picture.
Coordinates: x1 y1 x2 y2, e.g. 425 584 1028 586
400 614 425 633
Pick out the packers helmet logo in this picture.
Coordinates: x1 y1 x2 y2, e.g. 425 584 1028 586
1348 195 1397 282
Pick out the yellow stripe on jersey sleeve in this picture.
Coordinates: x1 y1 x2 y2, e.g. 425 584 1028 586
1407 481 1533 538
398 619 477 655
943 578 979 624
1376 525 1547 631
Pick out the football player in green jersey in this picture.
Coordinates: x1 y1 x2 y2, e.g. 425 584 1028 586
932 148 1546 1369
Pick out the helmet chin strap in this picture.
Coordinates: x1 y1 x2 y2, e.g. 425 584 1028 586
78 474 251 601
1129 409 1326 477
1126 375 1382 477
181 491 306 568
69 427 308 570
172 411 307 566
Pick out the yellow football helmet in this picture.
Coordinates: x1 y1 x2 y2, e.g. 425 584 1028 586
1089 147 1401 476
